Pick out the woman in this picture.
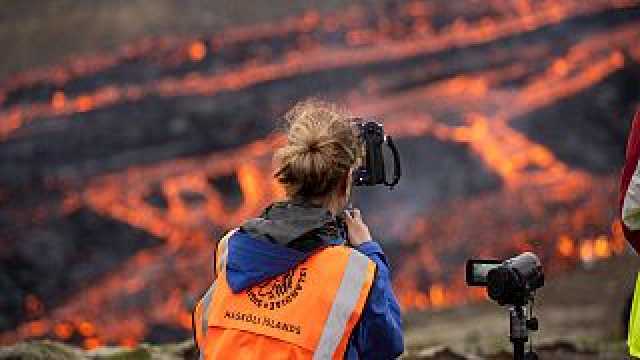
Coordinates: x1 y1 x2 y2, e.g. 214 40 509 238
193 100 404 359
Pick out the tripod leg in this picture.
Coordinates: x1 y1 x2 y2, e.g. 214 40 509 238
513 340 525 360
510 306 528 360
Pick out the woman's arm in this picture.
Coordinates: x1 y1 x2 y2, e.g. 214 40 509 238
350 241 404 359
344 209 404 358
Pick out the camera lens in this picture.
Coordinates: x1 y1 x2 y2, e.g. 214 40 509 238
487 267 511 303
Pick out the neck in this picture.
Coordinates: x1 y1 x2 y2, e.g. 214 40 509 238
288 195 343 216
325 201 340 216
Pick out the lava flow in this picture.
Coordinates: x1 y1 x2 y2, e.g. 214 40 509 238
1 0 640 349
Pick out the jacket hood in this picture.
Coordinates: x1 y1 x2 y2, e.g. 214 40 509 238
241 200 344 251
225 201 345 293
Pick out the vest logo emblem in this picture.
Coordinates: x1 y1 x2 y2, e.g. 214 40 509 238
248 267 307 310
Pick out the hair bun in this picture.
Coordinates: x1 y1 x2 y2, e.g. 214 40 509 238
302 134 329 154
274 100 358 198
304 138 319 153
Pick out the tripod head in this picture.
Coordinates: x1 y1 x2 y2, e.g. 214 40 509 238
465 252 544 360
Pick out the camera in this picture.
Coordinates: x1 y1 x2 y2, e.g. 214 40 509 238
337 119 401 245
466 252 544 360
466 252 544 306
351 120 401 188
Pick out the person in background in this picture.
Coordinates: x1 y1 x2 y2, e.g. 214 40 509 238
193 100 404 359
619 110 640 357
620 111 640 253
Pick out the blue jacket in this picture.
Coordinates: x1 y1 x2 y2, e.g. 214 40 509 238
224 229 404 359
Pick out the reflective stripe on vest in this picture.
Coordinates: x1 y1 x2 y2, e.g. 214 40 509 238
215 228 236 277
194 228 236 354
193 281 216 360
194 237 376 359
200 282 216 338
313 251 370 359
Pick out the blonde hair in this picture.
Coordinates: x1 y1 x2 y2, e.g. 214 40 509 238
274 100 360 200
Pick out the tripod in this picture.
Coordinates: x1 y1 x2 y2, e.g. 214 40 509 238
509 303 538 360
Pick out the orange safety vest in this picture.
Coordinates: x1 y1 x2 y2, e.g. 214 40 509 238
193 229 376 359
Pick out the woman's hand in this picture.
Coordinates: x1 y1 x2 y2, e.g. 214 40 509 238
344 208 372 247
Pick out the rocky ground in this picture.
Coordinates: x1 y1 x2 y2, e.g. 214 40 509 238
0 339 629 360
